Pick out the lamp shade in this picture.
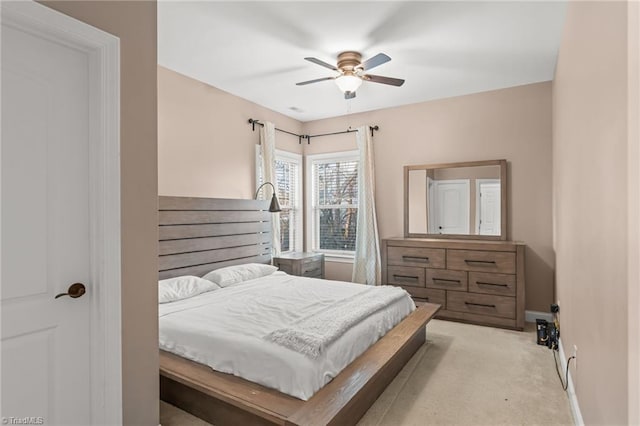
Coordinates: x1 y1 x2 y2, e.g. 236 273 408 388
335 74 362 93
269 192 281 213
254 181 281 213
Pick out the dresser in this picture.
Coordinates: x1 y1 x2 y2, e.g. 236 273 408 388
273 252 325 279
381 238 525 330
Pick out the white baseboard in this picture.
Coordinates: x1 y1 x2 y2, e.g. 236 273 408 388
525 310 553 323
558 338 584 426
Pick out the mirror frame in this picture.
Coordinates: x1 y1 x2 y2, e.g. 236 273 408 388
404 159 508 240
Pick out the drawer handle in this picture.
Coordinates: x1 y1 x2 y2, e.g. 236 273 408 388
432 278 462 285
476 281 509 288
402 255 429 263
465 301 496 309
393 274 419 281
464 260 497 266
304 268 320 274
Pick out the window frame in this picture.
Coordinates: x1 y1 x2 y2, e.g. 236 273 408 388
305 150 360 260
255 146 303 254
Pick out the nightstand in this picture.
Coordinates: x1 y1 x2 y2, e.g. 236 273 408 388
273 252 325 279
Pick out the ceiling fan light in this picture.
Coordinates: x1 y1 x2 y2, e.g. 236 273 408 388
335 75 362 93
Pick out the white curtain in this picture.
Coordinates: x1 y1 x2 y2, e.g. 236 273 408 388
259 121 281 256
352 126 381 285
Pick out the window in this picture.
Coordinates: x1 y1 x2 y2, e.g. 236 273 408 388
306 151 359 257
256 147 302 253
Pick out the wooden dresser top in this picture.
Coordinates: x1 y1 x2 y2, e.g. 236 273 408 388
384 237 525 252
274 252 324 260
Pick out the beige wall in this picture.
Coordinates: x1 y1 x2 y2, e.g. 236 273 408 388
40 2 159 425
628 2 640 423
321 261 353 282
158 66 303 199
408 170 428 234
553 1 633 424
304 83 554 311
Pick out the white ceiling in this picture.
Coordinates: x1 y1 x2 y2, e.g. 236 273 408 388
158 1 567 122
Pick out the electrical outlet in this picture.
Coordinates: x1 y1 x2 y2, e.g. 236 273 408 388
572 344 578 358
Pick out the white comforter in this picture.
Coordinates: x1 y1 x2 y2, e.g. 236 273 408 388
159 272 415 400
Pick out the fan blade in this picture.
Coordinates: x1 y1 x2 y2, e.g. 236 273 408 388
296 76 335 86
363 74 405 87
304 57 338 71
344 91 356 100
360 53 391 71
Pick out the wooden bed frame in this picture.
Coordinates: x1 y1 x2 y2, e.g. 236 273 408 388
158 196 440 425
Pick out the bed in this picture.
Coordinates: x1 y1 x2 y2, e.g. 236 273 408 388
158 196 440 426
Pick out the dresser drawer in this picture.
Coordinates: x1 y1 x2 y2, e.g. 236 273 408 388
302 256 323 265
273 253 325 279
469 272 516 296
387 246 445 269
447 250 516 274
275 262 294 275
387 266 425 287
403 287 446 307
446 292 516 319
301 260 323 277
425 269 468 292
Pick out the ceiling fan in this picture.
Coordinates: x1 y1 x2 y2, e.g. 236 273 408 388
296 51 405 99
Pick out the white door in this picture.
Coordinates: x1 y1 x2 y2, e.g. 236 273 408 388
1 3 121 424
477 180 501 236
430 180 470 235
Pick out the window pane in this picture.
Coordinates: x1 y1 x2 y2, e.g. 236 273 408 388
318 207 358 251
276 159 298 252
257 149 301 253
316 161 358 206
279 208 291 252
275 160 295 208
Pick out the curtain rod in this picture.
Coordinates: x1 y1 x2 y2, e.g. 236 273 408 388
248 118 379 145
248 118 307 144
307 126 379 143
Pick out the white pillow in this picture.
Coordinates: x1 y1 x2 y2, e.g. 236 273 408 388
202 263 278 287
158 275 220 304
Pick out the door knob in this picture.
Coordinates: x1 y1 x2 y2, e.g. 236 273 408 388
55 283 86 299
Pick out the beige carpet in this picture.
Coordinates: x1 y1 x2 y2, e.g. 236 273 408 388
160 319 574 426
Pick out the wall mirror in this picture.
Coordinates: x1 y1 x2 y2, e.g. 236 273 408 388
404 159 507 240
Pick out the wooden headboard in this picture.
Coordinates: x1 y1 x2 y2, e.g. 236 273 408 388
158 196 272 279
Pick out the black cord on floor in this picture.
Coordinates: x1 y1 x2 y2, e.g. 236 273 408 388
553 350 576 391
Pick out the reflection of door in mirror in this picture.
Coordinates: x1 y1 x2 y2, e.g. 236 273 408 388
404 160 507 240
429 179 470 234
476 179 501 235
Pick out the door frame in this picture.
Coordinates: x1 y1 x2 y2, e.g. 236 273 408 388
1 2 122 423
